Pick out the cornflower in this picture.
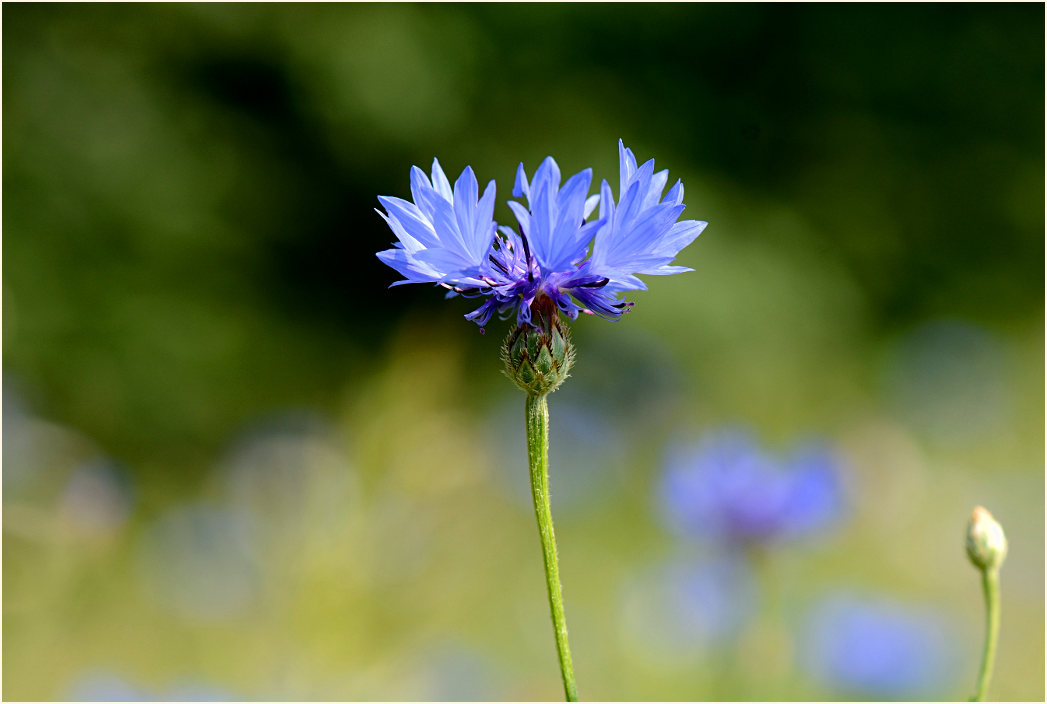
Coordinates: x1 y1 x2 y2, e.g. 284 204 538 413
803 594 954 699
376 141 706 701
376 140 706 330
658 428 845 545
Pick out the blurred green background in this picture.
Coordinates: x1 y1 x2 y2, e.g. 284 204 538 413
3 3 1043 701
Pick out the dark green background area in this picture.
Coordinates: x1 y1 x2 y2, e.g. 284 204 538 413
4 3 1042 462
3 3 1044 701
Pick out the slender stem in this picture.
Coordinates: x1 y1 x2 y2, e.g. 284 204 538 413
525 393 578 702
971 568 1001 702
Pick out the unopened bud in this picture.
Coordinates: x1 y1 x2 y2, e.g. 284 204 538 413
966 506 1007 572
501 298 575 397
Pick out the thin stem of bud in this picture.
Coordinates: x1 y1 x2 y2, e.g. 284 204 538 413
971 567 1000 701
525 393 578 702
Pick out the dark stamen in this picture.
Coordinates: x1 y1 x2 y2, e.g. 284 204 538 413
441 283 490 298
518 230 535 283
488 254 510 276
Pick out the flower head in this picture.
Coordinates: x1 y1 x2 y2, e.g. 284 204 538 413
620 554 757 662
375 141 706 329
965 505 1007 572
657 428 845 544
802 593 955 699
375 158 498 292
501 297 575 396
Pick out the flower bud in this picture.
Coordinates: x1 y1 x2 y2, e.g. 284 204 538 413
501 299 575 397
966 506 1007 572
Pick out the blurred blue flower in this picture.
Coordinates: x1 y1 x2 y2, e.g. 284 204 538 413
137 503 259 621
163 679 236 702
801 593 956 699
68 670 148 702
414 642 503 701
67 670 235 702
2 379 96 494
376 140 706 328
59 457 135 540
658 428 845 544
619 554 757 663
219 410 357 550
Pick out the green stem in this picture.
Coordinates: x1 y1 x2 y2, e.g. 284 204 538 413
971 568 1000 702
525 393 578 702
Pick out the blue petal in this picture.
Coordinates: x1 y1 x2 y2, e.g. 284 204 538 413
663 180 684 206
597 179 615 225
453 167 479 257
471 179 498 260
526 171 555 269
620 203 687 254
374 208 422 251
376 161 502 291
414 248 484 285
616 178 645 228
645 169 670 208
629 159 657 204
431 158 454 201
409 165 440 221
507 201 532 241
645 265 694 276
532 156 562 197
376 247 442 284
376 196 440 249
587 144 706 290
425 192 471 257
570 283 631 321
547 167 593 270
513 162 530 200
584 194 600 220
655 220 707 257
618 139 638 197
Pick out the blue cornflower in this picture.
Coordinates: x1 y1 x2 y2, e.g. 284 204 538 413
620 554 757 662
802 593 956 699
375 141 706 329
658 428 845 544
